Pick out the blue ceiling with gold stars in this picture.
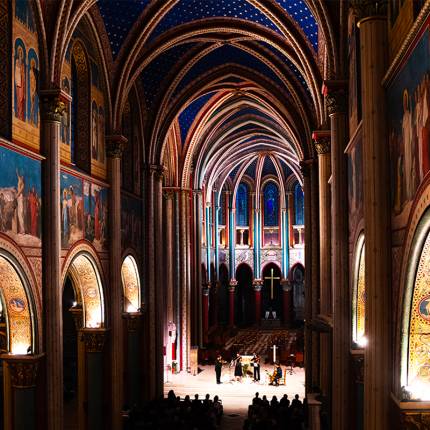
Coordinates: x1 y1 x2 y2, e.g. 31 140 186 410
98 0 318 57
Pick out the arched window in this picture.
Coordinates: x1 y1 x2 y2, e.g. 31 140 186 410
218 191 226 225
263 182 279 227
236 183 249 226
352 235 366 346
294 183 304 225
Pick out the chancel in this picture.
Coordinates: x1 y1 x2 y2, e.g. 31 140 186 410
0 1 429 429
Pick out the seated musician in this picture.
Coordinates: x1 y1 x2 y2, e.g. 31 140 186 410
269 363 282 386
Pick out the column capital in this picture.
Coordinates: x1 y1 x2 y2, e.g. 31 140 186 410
312 130 331 155
322 80 348 116
202 287 210 297
122 312 143 332
299 159 315 177
81 328 109 353
1 353 44 388
106 134 128 158
148 164 165 180
193 189 203 196
40 88 68 122
350 0 388 22
281 278 292 292
69 305 84 331
229 279 238 290
163 190 175 200
253 278 263 291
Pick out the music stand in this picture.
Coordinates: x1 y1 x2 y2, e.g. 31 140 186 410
287 354 295 375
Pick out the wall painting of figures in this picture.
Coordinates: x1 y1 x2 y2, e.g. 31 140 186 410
12 0 40 151
121 194 142 254
388 20 430 227
0 145 41 247
60 172 84 248
90 60 106 179
347 132 363 235
84 181 108 251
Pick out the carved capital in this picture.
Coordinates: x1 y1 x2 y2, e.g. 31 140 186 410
312 131 331 155
149 164 165 180
252 278 263 291
122 312 143 332
350 0 388 21
69 306 84 331
81 328 109 353
229 279 238 291
351 353 364 384
163 190 175 200
281 278 292 292
2 354 44 388
299 159 314 178
322 80 348 115
106 134 127 158
202 287 210 297
40 89 68 122
400 412 430 429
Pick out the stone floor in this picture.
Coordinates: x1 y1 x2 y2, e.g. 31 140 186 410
164 364 305 430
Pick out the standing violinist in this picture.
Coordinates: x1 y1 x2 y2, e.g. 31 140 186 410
251 352 261 382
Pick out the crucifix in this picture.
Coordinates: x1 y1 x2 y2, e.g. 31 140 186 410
265 268 280 300
271 344 278 363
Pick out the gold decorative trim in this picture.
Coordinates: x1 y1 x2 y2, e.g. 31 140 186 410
1 353 44 388
81 328 109 353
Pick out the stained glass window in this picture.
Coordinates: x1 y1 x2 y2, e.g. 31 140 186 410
218 191 226 225
294 183 304 225
263 182 279 227
236 183 249 226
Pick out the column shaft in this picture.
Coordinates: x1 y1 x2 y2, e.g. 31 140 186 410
107 135 126 429
359 14 391 430
326 84 350 430
40 91 65 430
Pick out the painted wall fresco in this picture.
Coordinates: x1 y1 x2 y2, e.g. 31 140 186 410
60 172 84 248
407 231 430 392
348 136 363 234
121 194 142 253
84 181 108 250
0 254 32 354
388 24 430 224
0 145 41 247
121 255 140 312
12 0 39 150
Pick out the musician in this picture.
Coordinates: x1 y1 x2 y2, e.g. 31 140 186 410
269 363 282 386
251 353 261 382
234 353 243 382
215 355 224 384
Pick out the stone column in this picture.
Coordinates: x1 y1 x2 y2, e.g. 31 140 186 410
281 279 292 324
356 4 391 429
287 193 294 247
312 130 332 398
123 313 143 408
180 190 190 371
202 285 210 343
324 80 349 430
40 89 67 430
300 160 313 394
106 134 127 429
253 279 263 324
163 191 175 369
228 279 237 327
81 329 109 430
1 354 44 430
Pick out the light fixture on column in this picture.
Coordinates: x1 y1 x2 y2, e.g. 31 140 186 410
357 335 368 348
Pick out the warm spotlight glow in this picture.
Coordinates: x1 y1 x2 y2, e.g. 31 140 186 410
357 336 368 348
405 382 430 401
72 301 77 307
86 317 101 328
11 342 30 355
126 304 137 313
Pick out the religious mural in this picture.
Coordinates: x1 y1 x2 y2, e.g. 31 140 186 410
121 255 140 313
388 23 430 221
121 194 142 253
352 241 365 345
60 77 71 146
407 231 430 390
348 135 363 233
0 145 41 247
12 0 39 150
0 255 32 354
60 172 84 248
84 181 108 250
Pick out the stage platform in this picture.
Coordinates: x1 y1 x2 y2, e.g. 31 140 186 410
164 364 305 430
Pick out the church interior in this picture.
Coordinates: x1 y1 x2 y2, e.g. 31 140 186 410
0 0 430 429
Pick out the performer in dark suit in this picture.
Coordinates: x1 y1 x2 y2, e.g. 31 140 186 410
234 353 243 382
215 355 224 384
251 353 261 381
